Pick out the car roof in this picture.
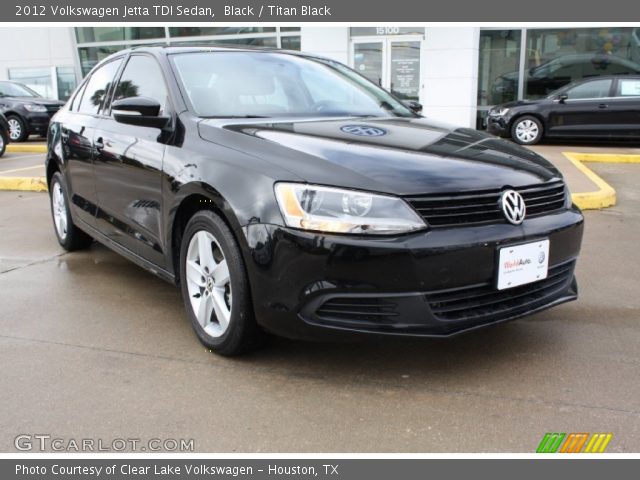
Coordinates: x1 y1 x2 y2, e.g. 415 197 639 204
99 44 316 63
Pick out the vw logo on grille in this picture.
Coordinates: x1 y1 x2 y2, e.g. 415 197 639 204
500 189 526 225
340 125 387 137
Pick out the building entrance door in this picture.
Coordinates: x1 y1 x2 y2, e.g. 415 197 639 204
352 36 423 103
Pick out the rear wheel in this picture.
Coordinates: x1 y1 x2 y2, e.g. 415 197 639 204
7 115 27 142
511 115 543 145
179 210 264 356
49 172 93 251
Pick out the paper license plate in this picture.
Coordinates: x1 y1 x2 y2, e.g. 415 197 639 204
497 239 549 290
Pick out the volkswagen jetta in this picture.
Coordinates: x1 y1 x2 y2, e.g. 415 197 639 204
46 46 584 355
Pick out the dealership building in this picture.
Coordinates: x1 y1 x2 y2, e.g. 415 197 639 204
0 26 638 129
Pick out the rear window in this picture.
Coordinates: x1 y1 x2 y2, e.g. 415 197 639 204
617 78 640 97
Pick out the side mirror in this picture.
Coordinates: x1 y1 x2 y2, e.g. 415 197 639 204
405 100 423 115
112 97 170 128
557 93 568 104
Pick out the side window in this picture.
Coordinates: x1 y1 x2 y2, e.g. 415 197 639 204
77 59 123 115
70 81 88 112
112 55 169 115
617 79 640 97
565 79 612 100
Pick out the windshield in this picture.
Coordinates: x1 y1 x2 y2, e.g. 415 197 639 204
0 82 40 98
170 51 415 118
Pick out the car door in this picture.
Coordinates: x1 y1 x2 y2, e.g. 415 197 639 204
93 54 171 266
61 57 124 227
606 77 640 138
546 78 614 138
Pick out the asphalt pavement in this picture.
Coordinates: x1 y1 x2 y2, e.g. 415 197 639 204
0 151 638 453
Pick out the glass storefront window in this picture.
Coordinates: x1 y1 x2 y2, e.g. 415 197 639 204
76 27 165 43
478 29 522 107
78 45 131 76
170 37 278 48
280 36 301 51
524 28 640 99
56 66 77 100
168 27 276 38
8 67 53 98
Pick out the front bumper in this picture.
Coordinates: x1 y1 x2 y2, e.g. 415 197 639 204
241 207 583 340
486 115 510 137
24 112 55 135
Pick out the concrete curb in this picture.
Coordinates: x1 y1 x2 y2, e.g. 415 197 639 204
0 176 47 192
563 152 640 210
6 144 47 153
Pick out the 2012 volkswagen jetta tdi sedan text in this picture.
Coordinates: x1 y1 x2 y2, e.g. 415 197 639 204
46 46 584 355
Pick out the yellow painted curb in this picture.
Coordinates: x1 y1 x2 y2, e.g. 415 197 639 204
0 176 47 192
562 152 623 210
564 153 640 164
6 144 47 153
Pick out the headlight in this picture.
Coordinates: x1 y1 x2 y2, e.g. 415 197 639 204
274 183 426 235
489 107 510 117
24 104 47 113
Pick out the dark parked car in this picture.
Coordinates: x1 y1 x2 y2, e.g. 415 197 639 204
0 112 9 156
0 81 65 142
491 53 640 104
46 46 584 355
487 75 640 144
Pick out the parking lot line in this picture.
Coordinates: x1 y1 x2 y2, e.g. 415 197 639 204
0 164 45 175
563 152 640 210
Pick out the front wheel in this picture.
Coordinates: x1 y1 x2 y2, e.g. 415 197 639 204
179 210 264 356
511 116 543 145
0 129 7 157
7 115 27 142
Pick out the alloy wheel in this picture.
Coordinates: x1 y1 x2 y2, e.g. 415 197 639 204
8 118 22 141
185 230 232 338
52 181 68 240
514 119 539 143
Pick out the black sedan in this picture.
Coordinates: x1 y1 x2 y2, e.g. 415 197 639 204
487 75 640 144
46 46 584 355
0 81 65 142
0 112 9 156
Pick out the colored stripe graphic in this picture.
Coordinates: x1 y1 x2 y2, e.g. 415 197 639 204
537 433 613 453
560 433 589 453
584 433 613 453
536 433 566 453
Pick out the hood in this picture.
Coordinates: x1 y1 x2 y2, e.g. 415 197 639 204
199 117 561 196
4 97 65 106
498 98 548 109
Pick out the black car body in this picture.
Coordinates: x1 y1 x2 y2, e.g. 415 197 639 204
46 46 584 355
0 112 9 156
491 54 640 105
488 75 640 145
0 81 65 142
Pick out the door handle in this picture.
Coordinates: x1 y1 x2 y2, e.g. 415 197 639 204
598 103 608 109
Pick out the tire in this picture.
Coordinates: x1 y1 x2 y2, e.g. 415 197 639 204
0 130 7 157
7 115 28 142
179 210 264 356
49 172 93 251
510 115 543 145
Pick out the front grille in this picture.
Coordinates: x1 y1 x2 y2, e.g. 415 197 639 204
426 260 575 323
315 297 399 325
405 180 566 228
